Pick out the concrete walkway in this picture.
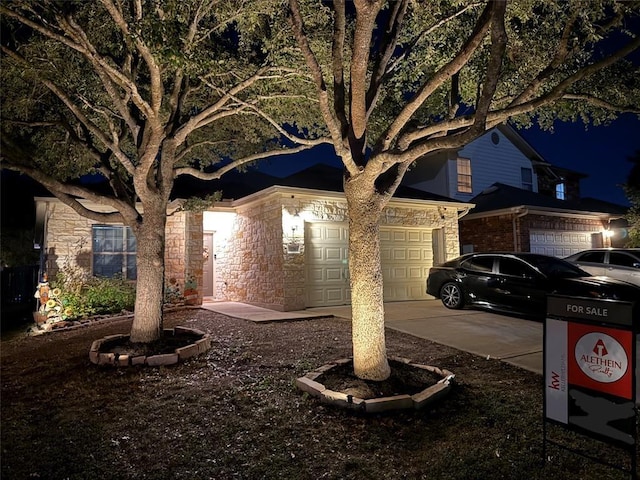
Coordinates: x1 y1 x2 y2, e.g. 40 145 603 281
202 300 543 374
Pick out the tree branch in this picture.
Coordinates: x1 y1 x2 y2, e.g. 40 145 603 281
350 0 383 140
380 2 493 153
288 0 353 172
174 144 321 180
366 0 408 118
331 0 348 135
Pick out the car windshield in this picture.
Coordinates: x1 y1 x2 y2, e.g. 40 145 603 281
525 255 589 279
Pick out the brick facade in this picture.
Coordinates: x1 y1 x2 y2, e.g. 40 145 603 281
460 212 606 253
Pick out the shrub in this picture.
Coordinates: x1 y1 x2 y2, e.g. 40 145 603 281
52 276 136 320
84 277 136 315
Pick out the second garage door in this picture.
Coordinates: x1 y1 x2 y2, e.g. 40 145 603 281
305 222 433 307
529 230 596 257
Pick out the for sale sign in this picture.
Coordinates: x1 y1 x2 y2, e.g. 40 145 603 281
545 296 637 450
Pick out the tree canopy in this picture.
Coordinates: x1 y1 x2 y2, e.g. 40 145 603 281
0 0 329 343
0 0 326 224
286 0 640 380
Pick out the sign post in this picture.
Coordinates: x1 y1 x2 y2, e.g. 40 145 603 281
543 295 638 479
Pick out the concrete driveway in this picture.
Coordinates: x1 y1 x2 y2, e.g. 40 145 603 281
307 300 543 374
204 299 543 374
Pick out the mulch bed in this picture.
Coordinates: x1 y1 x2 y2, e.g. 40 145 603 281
1 307 636 479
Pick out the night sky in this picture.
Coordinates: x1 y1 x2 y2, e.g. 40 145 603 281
257 114 640 207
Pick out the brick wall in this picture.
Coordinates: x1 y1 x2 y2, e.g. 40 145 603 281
459 214 515 252
460 213 606 253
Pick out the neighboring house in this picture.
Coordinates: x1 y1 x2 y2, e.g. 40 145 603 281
35 165 472 311
403 124 628 256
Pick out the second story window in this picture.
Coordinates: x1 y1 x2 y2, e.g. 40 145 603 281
521 168 533 191
555 182 566 200
457 158 472 193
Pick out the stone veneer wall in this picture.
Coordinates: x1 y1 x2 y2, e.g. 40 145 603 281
218 196 285 310
41 200 202 300
165 211 204 303
207 191 462 311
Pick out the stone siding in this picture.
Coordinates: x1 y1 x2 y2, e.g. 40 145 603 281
40 200 202 300
214 196 285 310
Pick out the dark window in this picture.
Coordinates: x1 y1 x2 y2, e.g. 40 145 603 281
499 258 533 277
577 251 605 264
609 252 639 268
521 168 533 191
462 256 494 273
92 225 136 279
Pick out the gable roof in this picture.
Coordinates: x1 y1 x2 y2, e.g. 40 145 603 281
464 182 627 219
175 163 459 203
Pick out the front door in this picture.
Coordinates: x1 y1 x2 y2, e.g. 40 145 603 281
203 232 214 297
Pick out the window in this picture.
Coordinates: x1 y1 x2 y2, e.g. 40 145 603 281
577 251 605 264
499 258 532 278
462 256 494 273
521 168 533 191
457 158 472 193
92 225 137 279
555 182 565 200
609 252 639 268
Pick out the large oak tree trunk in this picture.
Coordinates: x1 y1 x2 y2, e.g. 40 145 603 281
129 203 167 343
345 180 391 381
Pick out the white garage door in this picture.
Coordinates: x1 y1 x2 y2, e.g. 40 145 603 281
305 222 433 307
380 227 433 301
305 223 350 307
529 230 595 257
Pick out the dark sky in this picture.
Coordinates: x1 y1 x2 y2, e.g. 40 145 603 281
257 114 640 206
518 113 639 206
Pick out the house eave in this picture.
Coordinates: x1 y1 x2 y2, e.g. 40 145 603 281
230 185 474 211
462 205 620 221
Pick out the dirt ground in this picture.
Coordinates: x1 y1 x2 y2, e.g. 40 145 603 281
1 308 636 479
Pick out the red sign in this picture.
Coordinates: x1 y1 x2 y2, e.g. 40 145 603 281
567 323 633 400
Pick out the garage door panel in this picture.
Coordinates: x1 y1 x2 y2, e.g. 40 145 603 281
530 230 594 257
306 222 433 306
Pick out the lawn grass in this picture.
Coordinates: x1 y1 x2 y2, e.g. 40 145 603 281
1 308 636 479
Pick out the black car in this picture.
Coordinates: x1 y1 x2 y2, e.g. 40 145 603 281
426 252 640 318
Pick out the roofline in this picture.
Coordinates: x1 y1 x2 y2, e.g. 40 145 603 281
496 123 548 164
230 184 474 210
462 205 623 221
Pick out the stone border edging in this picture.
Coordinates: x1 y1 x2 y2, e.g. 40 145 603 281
295 356 455 413
89 326 211 367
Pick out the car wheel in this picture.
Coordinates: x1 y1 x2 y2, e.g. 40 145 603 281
440 282 464 309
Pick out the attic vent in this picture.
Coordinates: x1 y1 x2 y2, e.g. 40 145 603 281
491 132 500 145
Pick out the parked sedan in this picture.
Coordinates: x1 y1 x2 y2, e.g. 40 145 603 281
564 248 640 287
426 252 640 318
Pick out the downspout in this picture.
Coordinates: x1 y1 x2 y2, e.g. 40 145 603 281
512 207 528 251
458 206 472 219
